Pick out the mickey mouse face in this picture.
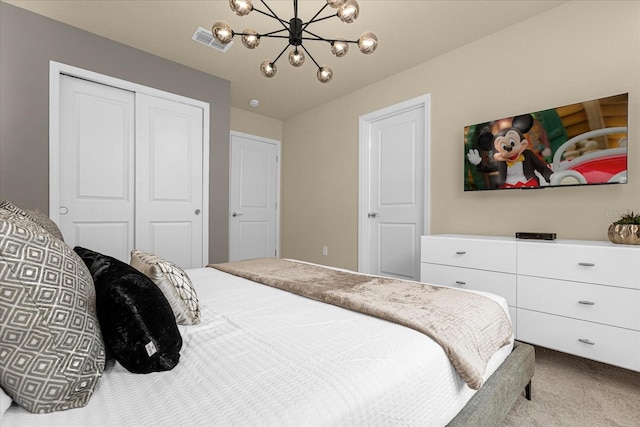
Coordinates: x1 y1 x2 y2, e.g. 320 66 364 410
494 130 529 161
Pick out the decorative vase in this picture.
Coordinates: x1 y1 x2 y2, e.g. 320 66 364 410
607 224 640 245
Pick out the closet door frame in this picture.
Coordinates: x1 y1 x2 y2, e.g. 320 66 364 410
49 61 210 265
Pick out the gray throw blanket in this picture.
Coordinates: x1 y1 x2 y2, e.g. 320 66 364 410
209 258 512 390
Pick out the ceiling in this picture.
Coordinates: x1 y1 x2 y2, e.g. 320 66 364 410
4 0 567 120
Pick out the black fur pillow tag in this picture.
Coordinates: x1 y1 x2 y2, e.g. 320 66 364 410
74 247 182 374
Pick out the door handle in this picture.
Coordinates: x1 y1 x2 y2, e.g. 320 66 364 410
59 206 69 215
368 212 379 218
232 212 243 217
194 209 201 215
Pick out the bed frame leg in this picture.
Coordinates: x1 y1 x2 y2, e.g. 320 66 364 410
525 381 532 401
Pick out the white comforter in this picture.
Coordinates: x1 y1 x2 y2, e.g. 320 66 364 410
3 266 513 426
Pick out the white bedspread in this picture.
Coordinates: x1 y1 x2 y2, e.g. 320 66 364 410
3 266 513 426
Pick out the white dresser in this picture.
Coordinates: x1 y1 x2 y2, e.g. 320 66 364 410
420 234 640 372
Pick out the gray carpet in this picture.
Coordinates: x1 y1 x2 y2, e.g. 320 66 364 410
503 346 640 426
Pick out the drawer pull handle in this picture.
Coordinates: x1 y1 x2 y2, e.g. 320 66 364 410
578 262 595 267
578 300 595 306
455 251 466 255
455 280 466 285
578 338 595 346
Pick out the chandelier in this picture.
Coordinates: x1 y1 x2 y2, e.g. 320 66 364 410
212 0 378 83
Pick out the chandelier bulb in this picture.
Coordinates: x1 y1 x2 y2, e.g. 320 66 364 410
260 60 277 78
317 66 333 83
358 32 378 54
288 49 305 67
331 39 349 57
326 0 346 8
337 0 359 23
212 21 234 44
229 0 253 16
241 28 260 49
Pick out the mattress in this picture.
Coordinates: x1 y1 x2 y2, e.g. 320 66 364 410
3 265 513 426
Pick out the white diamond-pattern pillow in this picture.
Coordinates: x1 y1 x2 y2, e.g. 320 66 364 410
0 201 65 242
0 212 105 413
0 201 50 236
24 208 65 241
130 250 201 325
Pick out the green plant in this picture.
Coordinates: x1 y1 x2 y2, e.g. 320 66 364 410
613 210 640 225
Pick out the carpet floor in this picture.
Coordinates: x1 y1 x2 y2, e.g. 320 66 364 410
503 345 640 426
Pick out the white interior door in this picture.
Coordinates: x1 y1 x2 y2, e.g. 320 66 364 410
135 94 204 269
359 96 429 280
229 132 280 261
58 75 135 262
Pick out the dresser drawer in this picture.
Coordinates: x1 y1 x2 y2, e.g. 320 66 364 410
517 309 640 371
517 240 640 289
421 236 515 273
518 276 640 330
421 263 516 306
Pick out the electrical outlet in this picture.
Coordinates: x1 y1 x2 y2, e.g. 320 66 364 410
322 246 328 256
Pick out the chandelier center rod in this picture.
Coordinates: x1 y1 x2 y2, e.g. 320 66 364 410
289 18 303 46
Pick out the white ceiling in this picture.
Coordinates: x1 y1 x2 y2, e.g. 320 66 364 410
4 0 567 120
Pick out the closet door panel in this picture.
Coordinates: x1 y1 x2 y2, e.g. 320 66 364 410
147 221 193 269
135 94 204 269
58 75 135 262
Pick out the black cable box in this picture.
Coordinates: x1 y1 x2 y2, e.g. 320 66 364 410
516 232 556 240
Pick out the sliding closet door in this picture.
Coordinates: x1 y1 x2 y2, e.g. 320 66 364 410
135 94 204 269
58 75 135 262
56 74 205 268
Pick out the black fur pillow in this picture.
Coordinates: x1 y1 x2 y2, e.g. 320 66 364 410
74 247 182 374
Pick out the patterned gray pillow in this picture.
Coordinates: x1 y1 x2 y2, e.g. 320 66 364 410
24 208 65 242
130 249 201 325
0 212 106 413
0 201 64 242
0 201 49 235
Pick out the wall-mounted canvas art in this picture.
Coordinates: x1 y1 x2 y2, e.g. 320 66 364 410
464 93 628 191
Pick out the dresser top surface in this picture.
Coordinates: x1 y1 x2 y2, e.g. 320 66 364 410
425 234 639 250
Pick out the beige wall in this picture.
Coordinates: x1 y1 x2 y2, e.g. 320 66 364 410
280 1 640 270
231 107 283 142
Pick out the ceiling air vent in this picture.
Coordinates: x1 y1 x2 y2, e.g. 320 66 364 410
192 27 233 52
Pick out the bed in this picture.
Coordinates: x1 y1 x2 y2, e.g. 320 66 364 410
1 201 534 426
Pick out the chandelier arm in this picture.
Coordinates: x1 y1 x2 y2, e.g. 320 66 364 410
301 3 331 33
271 43 290 66
300 44 321 69
302 36 359 44
253 3 289 28
233 31 290 40
302 13 339 28
258 28 289 37
260 34 291 40
301 29 358 44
